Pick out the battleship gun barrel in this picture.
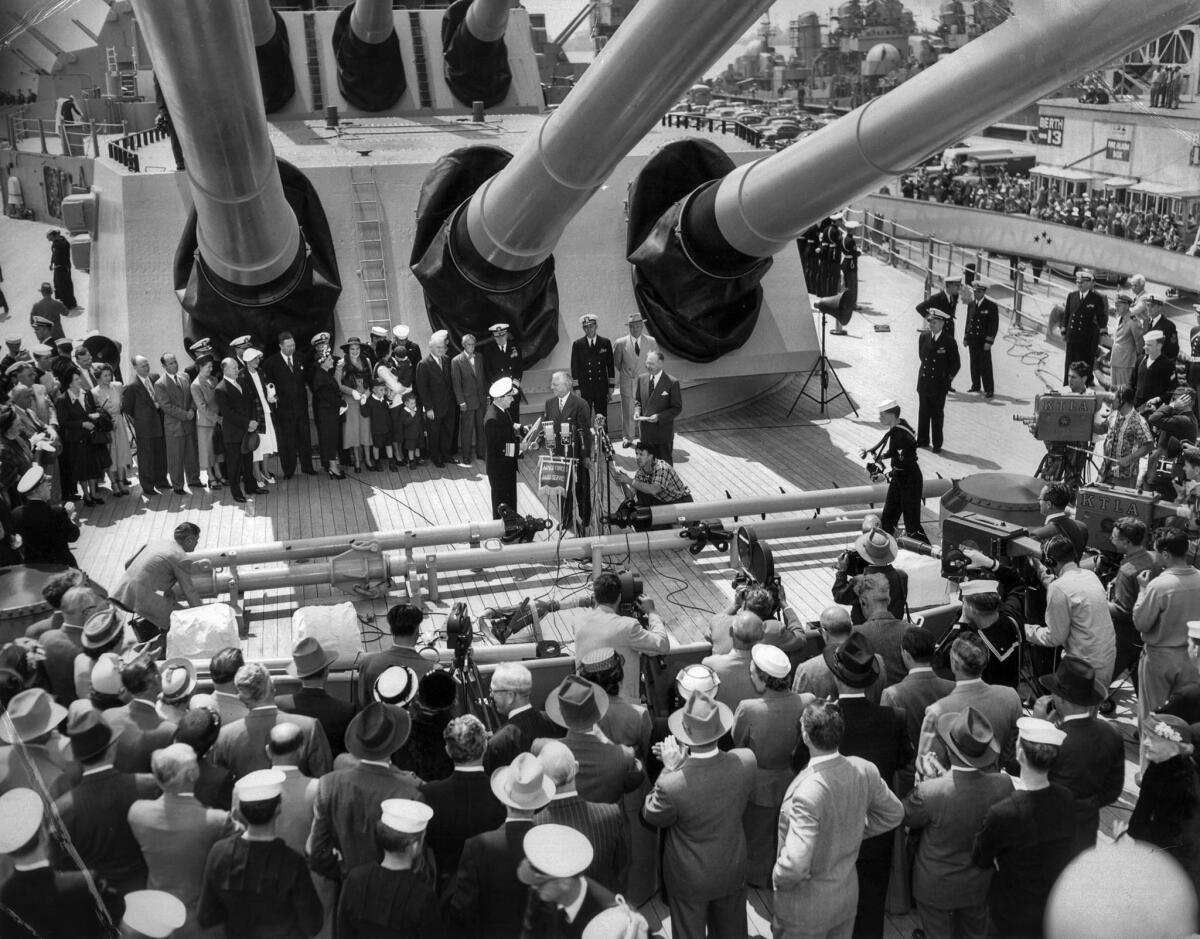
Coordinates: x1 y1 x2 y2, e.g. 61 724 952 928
690 0 1200 264
458 0 774 274
349 0 395 45
131 0 301 292
464 0 510 43
247 0 277 45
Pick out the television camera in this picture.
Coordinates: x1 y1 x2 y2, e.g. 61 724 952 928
484 596 563 659
498 504 553 544
443 602 501 730
1011 393 1105 441
731 525 784 617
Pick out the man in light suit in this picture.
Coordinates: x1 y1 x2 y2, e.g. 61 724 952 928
611 312 657 445
122 354 168 494
545 675 644 805
110 522 204 635
416 329 457 467
773 699 905 939
573 572 670 703
881 625 955 761
154 352 201 493
542 369 593 530
635 350 682 464
451 332 488 463
903 708 1014 939
701 610 765 712
644 690 756 939
569 313 615 430
918 632 1022 772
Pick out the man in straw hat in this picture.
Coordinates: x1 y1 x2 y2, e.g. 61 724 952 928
644 690 756 939
1033 655 1124 857
903 707 1014 939
832 519 908 625
197 769 323 938
445 751 554 938
773 699 904 939
276 636 354 757
0 788 124 938
546 675 644 805
54 699 158 893
971 717 1075 939
336 798 444 937
308 701 420 881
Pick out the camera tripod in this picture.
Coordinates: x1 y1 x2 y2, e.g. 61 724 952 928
788 307 857 417
450 645 501 732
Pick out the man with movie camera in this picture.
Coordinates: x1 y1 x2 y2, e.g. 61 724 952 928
573 571 669 703
941 551 1028 690
708 583 808 657
1143 384 1198 500
832 517 909 624
865 399 927 542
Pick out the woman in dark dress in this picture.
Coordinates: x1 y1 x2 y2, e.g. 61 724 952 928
311 352 346 479
55 368 109 506
340 340 375 472
46 229 76 310
1128 712 1200 896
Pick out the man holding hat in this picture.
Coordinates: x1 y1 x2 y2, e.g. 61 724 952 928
30 281 67 341
445 751 554 938
1033 655 1125 857
644 690 756 939
11 463 79 565
0 687 79 797
1060 269 1109 384
198 769 323 938
832 520 909 625
916 306 959 454
903 708 1014 939
276 636 354 756
336 798 444 937
612 313 657 445
916 274 964 340
570 314 615 426
484 375 531 518
962 280 998 398
0 788 125 938
1110 291 1144 388
482 323 524 421
518 824 631 938
545 675 644 804
971 717 1075 939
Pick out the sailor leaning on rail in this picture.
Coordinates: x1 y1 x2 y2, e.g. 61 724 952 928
863 399 927 544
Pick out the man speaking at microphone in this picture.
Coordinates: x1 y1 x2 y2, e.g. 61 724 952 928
543 370 593 530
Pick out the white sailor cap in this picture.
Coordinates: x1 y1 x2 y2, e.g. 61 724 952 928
16 465 45 495
53 337 73 351
392 324 411 341
4 360 30 377
877 398 899 412
1017 716 1066 746
1144 330 1165 344
230 335 252 347
234 768 285 802
380 798 433 834
3 337 21 348
0 789 42 854
1188 620 1200 640
241 348 263 364
91 652 124 696
121 890 187 939
30 343 53 357
750 643 790 679
489 323 510 333
369 326 388 340
521 824 593 879
959 579 1000 598
489 377 515 399
579 314 598 326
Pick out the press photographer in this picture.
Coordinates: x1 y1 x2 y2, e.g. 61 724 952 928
831 519 909 624
1144 385 1198 500
574 571 669 703
863 399 926 542
610 442 692 513
708 584 808 657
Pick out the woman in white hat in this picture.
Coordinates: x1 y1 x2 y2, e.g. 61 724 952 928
240 348 280 487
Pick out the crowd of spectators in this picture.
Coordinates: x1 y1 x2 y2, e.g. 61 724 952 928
0 88 35 107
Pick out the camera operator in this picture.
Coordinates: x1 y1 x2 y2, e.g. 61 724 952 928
866 400 927 542
708 584 809 658
1144 385 1198 500
1030 482 1089 562
832 520 909 625
610 441 692 511
574 571 669 703
1026 535 1116 689
944 557 1028 690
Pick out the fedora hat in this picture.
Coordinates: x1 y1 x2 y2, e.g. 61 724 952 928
668 690 733 747
240 431 260 454
81 607 124 651
286 637 338 679
0 689 67 744
1039 655 1104 707
545 675 609 731
824 633 880 689
854 527 898 565
935 706 999 769
63 699 122 762
159 657 198 704
490 752 555 810
345 702 411 761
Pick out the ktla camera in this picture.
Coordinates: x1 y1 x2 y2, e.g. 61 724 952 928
731 526 783 618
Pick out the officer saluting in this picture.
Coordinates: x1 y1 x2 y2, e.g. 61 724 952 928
963 280 999 398
916 308 960 453
569 314 614 429
483 377 530 519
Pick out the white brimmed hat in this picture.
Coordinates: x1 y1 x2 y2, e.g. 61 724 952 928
1017 715 1066 746
392 324 411 340
579 314 597 326
877 398 899 412
160 657 198 704
489 377 515 399
16 465 45 495
380 798 434 834
488 323 510 333
520 824 593 880
491 752 555 810
234 768 286 803
242 348 263 364
959 579 1000 598
1188 620 1200 641
1144 330 1165 343
121 890 187 939
750 643 790 679
0 789 42 854
373 665 419 706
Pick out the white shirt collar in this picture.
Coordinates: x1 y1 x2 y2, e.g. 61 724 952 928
360 759 392 768
908 666 932 675
82 764 114 776
688 747 720 760
1044 512 1066 523
455 765 486 773
950 764 980 773
13 860 51 872
808 752 840 767
507 703 532 717
956 678 984 686
551 789 578 800
1061 712 1090 723
839 692 866 699
561 878 589 922
558 395 569 409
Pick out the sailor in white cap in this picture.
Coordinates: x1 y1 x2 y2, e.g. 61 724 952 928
571 313 615 425
519 824 630 934
861 397 926 541
369 325 390 359
613 312 657 445
483 322 523 422
337 799 443 936
483 376 532 518
121 890 187 939
1142 292 1180 360
1060 268 1109 384
1133 328 1176 408
11 464 80 566
198 768 322 936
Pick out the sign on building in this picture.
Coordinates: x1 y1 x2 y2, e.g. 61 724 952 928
1037 114 1064 146
1105 123 1133 162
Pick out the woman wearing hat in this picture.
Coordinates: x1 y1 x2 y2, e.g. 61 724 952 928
1127 712 1200 893
339 337 375 472
189 355 226 490
241 349 280 487
55 367 109 507
92 360 135 496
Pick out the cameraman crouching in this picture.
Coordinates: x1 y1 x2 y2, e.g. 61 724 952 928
611 442 693 509
574 571 669 703
708 584 809 657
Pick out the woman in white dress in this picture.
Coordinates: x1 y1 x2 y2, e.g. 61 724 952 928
91 362 132 495
241 348 279 485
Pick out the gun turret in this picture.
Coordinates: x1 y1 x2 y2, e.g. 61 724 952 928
442 0 514 108
248 0 296 113
334 0 406 111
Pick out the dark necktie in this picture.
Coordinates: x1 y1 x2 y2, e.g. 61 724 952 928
634 340 640 357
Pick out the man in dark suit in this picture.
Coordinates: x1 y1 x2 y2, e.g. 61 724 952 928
543 370 593 530
1059 269 1109 384
421 715 505 893
263 330 316 478
483 661 566 773
569 314 615 429
445 752 553 939
634 350 682 464
357 603 438 704
122 354 169 494
416 329 458 467
1144 294 1179 360
963 281 999 398
547 676 644 804
275 637 355 757
916 309 960 452
103 653 178 773
451 332 488 463
518 825 634 939
482 323 524 421
154 352 202 493
915 275 963 340
1035 656 1126 857
10 465 79 566
904 708 1015 939
701 610 765 712
830 634 913 939
852 574 908 687
644 690 756 939
213 356 263 503
484 377 530 518
882 626 955 760
1133 331 1178 408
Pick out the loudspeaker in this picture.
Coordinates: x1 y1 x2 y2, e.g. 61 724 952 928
815 290 854 327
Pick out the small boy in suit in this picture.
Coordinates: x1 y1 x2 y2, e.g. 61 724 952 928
393 391 425 469
360 377 395 468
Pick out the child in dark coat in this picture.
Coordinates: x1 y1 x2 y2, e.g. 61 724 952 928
359 378 395 468
392 391 425 469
